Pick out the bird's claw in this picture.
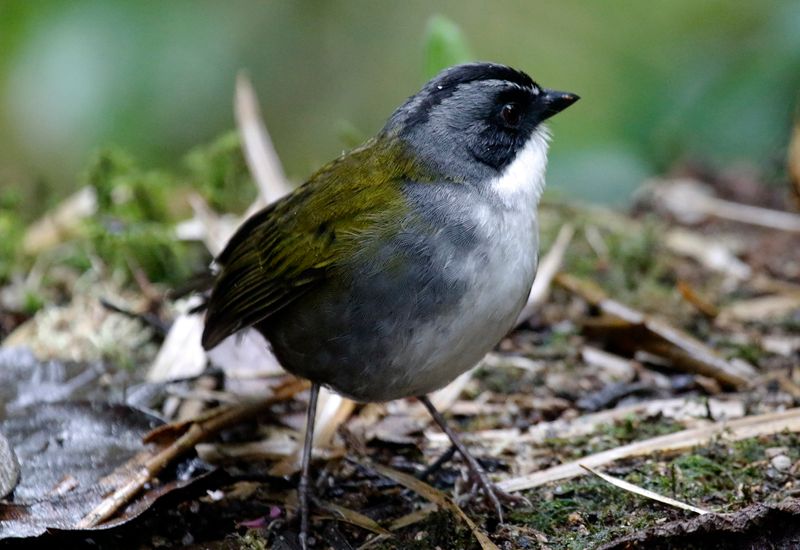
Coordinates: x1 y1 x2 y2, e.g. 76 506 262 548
460 468 530 522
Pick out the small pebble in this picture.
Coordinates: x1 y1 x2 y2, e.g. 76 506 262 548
206 489 225 501
771 455 792 472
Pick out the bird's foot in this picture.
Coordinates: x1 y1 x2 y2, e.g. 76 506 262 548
459 462 529 523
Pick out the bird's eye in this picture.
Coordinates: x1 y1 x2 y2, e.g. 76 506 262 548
500 102 521 127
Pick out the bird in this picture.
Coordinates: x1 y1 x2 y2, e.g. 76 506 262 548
200 62 578 547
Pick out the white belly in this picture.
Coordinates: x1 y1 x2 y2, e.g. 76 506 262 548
391 208 539 396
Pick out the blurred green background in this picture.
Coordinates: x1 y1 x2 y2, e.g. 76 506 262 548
1 0 799 219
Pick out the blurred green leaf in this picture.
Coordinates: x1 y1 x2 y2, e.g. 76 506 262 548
423 15 472 79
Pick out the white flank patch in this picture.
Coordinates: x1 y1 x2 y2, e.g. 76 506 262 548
491 126 551 205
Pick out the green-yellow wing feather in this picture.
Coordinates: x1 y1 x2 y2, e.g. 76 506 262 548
200 137 430 350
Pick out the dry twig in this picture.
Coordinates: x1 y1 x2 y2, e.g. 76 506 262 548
77 379 309 527
235 72 293 204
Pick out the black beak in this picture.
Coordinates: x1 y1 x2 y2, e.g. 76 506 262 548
539 89 579 121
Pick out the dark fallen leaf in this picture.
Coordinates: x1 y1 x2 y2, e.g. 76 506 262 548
0 348 104 414
0 402 212 539
0 347 165 416
0 346 213 420
3 402 161 503
0 429 19 499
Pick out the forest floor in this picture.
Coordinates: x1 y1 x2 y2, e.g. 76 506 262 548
1 117 800 550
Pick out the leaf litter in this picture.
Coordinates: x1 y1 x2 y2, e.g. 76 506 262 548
0 80 799 549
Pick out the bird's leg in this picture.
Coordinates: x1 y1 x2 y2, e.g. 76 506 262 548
418 395 525 523
417 444 457 481
298 383 320 550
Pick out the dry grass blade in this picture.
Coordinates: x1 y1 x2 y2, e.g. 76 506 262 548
370 463 500 550
388 503 438 531
235 71 293 204
790 116 800 206
424 397 745 452
718 293 800 323
677 280 719 318
498 407 800 493
77 379 309 527
318 500 392 536
358 504 438 550
579 464 711 515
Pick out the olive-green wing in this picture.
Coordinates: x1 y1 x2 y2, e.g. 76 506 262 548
200 188 338 350
203 148 418 349
200 137 427 350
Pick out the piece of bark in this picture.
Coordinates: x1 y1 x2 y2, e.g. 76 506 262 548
599 497 800 550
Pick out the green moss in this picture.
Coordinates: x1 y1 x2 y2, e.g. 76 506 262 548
0 213 22 282
22 290 44 315
88 220 206 286
9 134 257 288
78 148 210 285
231 530 269 550
511 432 800 549
546 415 684 458
85 148 184 223
184 131 256 213
720 340 765 364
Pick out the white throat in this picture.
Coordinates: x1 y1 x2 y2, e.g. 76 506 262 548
490 126 551 206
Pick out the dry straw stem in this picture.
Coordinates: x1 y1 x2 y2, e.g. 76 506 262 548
718 293 800 323
652 178 800 232
358 504 439 549
516 223 575 325
235 71 293 204
371 462 500 550
579 464 710 515
270 387 357 476
676 280 719 318
318 500 393 537
77 379 309 528
555 272 756 389
790 116 800 205
497 407 800 493
423 396 745 454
